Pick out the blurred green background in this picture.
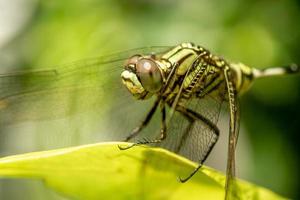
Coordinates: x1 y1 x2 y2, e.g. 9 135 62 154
0 0 299 199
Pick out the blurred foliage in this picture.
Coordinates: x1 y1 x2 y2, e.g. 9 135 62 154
0 142 286 200
0 0 299 199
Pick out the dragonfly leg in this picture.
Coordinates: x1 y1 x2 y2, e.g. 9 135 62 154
135 105 167 143
154 104 167 141
126 98 160 141
119 104 167 150
172 109 195 154
118 98 161 150
176 105 220 183
149 104 167 142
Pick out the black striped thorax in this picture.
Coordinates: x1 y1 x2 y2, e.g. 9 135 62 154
158 43 225 103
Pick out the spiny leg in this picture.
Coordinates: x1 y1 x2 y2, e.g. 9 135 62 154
170 55 203 113
135 104 167 145
118 98 160 150
175 106 220 182
119 103 167 150
224 66 240 200
160 104 167 140
162 54 218 181
173 108 195 154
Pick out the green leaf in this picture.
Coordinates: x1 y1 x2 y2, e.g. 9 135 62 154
0 142 285 200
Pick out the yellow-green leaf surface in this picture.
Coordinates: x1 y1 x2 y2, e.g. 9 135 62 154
0 142 285 200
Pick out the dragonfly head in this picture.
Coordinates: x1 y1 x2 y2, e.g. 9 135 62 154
121 55 164 100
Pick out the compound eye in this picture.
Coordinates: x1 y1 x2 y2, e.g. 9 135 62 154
136 58 162 92
124 55 141 70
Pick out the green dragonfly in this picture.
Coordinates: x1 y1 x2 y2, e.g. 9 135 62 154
0 42 299 199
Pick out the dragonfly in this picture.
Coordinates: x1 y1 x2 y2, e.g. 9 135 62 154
0 42 299 199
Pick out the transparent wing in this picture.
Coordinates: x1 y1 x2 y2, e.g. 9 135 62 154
0 46 170 126
160 84 226 163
